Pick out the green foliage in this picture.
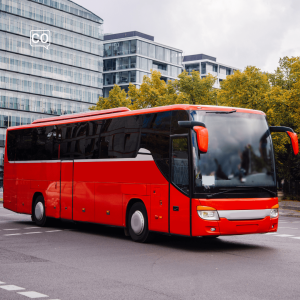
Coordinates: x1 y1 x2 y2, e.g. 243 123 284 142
89 85 132 110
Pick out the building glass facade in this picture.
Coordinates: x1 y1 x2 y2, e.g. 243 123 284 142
0 0 104 186
183 54 238 89
103 32 183 98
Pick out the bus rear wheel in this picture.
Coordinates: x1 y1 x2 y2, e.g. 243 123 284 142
128 202 151 243
33 195 47 227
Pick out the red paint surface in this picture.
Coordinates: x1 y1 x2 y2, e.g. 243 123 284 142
194 126 209 153
287 131 299 155
60 162 73 220
170 185 190 235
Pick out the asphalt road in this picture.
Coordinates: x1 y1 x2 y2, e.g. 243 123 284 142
1 203 300 300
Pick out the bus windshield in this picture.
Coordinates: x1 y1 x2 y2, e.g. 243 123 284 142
190 110 276 194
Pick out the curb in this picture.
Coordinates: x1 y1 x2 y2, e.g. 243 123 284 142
279 209 300 218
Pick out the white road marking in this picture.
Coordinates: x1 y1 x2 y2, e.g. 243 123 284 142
24 227 40 229
0 281 5 284
18 291 48 298
24 232 42 235
274 234 294 237
0 214 16 216
291 237 300 240
0 285 25 291
265 232 278 235
46 230 62 233
3 228 19 231
4 233 21 236
278 227 298 229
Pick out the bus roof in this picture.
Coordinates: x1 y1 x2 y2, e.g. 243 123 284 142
32 107 130 124
7 104 265 131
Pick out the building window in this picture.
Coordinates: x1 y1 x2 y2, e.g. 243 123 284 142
226 68 232 75
104 73 116 85
104 43 112 57
201 63 206 74
130 56 137 68
149 44 155 58
165 49 170 63
171 51 177 64
156 46 164 61
104 59 116 71
139 57 148 71
219 67 226 75
152 62 167 76
185 64 200 74
177 53 182 65
141 41 148 56
130 40 137 54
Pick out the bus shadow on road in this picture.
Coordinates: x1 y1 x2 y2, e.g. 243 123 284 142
13 219 272 253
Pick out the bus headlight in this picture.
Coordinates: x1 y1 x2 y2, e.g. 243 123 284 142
197 206 219 220
270 204 279 218
270 209 278 218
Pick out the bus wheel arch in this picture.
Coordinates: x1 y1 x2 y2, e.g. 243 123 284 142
126 199 151 243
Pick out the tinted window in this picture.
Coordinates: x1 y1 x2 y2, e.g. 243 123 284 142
85 120 102 159
7 126 58 161
140 112 171 180
99 118 125 159
124 116 142 158
60 122 87 159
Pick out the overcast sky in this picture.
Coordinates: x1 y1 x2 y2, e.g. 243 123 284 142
75 0 300 73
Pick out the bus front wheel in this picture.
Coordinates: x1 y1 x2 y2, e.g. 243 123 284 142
128 202 151 243
32 195 47 227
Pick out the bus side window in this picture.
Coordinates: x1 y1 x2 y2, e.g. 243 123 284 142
99 118 125 159
85 120 102 159
124 116 142 158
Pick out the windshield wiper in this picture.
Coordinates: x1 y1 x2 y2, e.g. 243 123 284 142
207 186 276 199
206 110 236 114
207 188 245 198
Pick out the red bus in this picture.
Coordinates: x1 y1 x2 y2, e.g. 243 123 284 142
3 105 299 242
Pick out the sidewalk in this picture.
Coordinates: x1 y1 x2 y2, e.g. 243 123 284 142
279 200 300 218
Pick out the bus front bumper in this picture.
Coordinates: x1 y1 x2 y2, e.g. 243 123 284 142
193 209 279 236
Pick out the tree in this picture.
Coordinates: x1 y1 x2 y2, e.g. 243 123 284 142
128 70 188 109
89 84 132 111
217 66 270 111
171 70 217 105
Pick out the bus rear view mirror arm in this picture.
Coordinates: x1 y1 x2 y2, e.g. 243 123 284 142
178 121 209 153
178 121 206 128
270 126 299 155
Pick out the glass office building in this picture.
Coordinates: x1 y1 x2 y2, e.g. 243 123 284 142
0 0 104 186
103 31 183 97
183 54 239 89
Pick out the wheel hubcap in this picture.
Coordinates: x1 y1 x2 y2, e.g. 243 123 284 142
35 202 44 221
131 210 144 235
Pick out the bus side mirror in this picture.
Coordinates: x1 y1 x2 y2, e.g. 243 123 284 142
178 121 209 153
194 126 209 153
287 132 299 155
270 126 299 155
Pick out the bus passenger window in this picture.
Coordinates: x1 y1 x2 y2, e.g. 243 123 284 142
171 137 189 194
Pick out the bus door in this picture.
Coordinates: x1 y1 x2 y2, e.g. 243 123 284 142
60 160 73 220
169 135 191 236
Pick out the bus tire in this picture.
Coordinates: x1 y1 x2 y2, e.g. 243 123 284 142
128 202 151 243
32 195 47 227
